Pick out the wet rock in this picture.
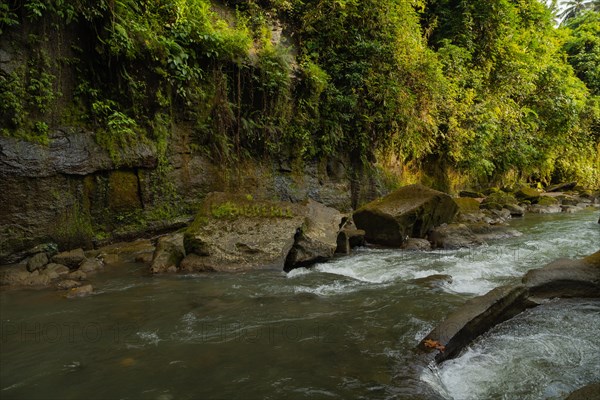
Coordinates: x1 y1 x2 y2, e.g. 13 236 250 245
183 193 305 272
179 253 216 272
469 224 522 241
150 233 185 274
0 267 51 287
336 228 366 254
100 253 120 265
56 279 82 290
412 274 453 287
489 208 511 221
79 258 104 273
504 203 525 217
428 224 483 249
285 199 344 270
68 270 87 281
522 251 600 299
66 284 93 298
546 181 577 192
97 239 155 264
353 184 458 247
401 238 432 251
419 285 535 362
45 263 70 276
527 204 562 214
566 383 600 400
52 248 86 269
561 205 584 213
26 252 48 272
420 251 600 364
455 211 488 224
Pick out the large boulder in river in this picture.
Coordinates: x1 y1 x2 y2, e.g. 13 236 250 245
523 251 600 298
150 233 185 273
353 184 458 247
284 199 344 270
182 193 343 272
420 251 600 364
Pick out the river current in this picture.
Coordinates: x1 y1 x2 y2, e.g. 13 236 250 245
1 210 599 399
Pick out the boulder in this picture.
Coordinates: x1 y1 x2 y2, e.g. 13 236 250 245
419 285 534 362
515 187 541 202
180 253 215 272
401 238 432 251
68 270 87 281
0 267 51 287
26 252 48 272
454 197 480 213
481 192 518 210
537 196 558 206
336 228 366 254
428 224 483 249
56 279 82 290
353 184 458 247
183 193 306 272
52 248 86 269
522 251 600 298
97 239 155 264
546 181 577 192
45 263 70 276
528 204 562 214
284 199 344 270
79 258 104 273
468 224 522 241
566 383 600 400
504 203 525 217
420 251 600 364
150 233 185 274
66 284 93 298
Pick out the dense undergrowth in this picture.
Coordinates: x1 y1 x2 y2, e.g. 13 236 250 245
0 0 599 188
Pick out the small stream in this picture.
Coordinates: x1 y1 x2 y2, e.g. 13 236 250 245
1 210 599 399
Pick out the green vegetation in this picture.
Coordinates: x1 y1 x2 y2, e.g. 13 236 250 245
210 201 294 219
1 0 599 189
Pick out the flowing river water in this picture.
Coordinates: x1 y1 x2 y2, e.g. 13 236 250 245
1 210 599 399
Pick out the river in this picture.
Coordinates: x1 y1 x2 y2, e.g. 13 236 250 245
1 210 599 399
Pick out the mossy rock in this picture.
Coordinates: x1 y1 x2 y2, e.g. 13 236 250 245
515 186 541 201
481 191 518 208
108 170 142 211
455 197 480 213
353 184 458 247
537 196 559 206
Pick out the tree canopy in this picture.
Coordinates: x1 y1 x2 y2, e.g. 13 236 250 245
1 0 599 188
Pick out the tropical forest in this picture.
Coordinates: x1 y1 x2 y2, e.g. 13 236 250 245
0 1 599 399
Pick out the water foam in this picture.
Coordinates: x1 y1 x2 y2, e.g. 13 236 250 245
422 299 600 400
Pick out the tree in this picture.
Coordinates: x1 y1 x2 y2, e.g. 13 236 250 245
559 0 591 23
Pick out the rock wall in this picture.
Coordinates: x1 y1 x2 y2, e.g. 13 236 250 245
0 128 388 264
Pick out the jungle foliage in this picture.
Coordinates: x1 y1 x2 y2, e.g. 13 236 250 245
0 0 599 187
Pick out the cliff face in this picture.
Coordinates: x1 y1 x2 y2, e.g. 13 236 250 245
0 3 382 262
0 127 388 263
